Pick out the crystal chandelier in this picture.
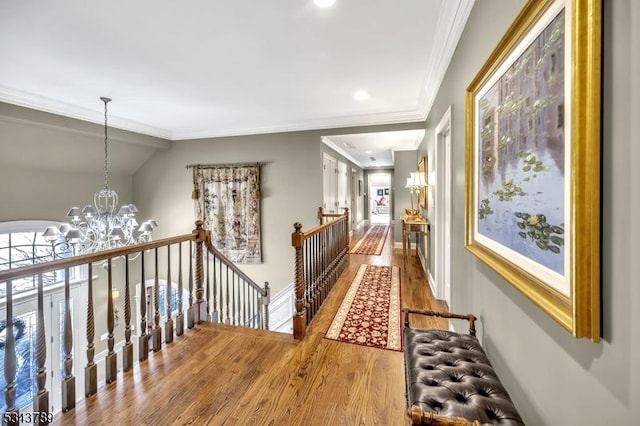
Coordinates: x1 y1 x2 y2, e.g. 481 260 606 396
43 97 156 255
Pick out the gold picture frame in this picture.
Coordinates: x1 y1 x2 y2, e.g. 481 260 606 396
418 156 427 209
465 0 601 341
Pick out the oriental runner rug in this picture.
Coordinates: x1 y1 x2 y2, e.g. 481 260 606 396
325 264 402 351
349 224 389 255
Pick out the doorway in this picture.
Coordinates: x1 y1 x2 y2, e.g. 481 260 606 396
323 154 349 214
368 173 391 224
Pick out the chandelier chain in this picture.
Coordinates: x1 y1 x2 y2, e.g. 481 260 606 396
102 97 111 190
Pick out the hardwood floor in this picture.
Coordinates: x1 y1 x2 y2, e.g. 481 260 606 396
54 222 448 425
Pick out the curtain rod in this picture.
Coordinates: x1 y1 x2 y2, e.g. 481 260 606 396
186 162 266 170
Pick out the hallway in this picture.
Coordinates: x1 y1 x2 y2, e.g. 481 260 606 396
55 223 447 425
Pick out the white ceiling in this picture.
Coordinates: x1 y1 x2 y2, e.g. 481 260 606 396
0 0 474 167
323 129 425 169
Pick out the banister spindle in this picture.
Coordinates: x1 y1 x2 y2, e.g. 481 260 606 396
139 251 149 361
292 222 306 339
232 273 236 325
212 253 218 323
218 258 223 323
262 282 270 330
206 249 211 321
4 280 18 425
194 221 205 323
165 245 174 344
224 265 231 324
153 248 162 351
188 240 194 329
105 259 117 384
62 268 76 410
176 242 184 336
35 274 49 419
85 265 97 396
123 254 134 371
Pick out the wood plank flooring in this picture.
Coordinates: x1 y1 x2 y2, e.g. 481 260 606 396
54 222 448 425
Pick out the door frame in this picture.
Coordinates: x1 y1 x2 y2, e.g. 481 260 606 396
434 106 452 306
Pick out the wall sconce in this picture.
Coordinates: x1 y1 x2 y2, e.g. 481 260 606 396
111 288 120 326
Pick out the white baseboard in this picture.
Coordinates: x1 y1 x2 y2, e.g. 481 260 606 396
428 271 436 298
268 282 294 334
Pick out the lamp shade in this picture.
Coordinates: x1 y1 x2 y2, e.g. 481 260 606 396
407 171 427 187
138 222 154 233
405 177 413 188
58 223 72 234
66 207 82 218
42 226 61 241
65 228 82 241
109 226 125 240
81 204 96 217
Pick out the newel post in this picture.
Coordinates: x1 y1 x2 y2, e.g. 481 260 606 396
317 206 324 225
292 222 307 340
262 282 270 330
194 220 208 323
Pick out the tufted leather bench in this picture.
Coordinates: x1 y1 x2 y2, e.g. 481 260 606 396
403 309 524 426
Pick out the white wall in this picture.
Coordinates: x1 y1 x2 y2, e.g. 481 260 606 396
421 1 640 424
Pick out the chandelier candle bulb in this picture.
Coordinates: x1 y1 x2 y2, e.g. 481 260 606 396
45 97 157 255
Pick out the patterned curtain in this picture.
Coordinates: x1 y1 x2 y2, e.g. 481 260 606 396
194 165 262 264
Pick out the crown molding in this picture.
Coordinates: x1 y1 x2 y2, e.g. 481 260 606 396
0 85 172 140
322 136 364 169
170 106 425 141
416 0 475 120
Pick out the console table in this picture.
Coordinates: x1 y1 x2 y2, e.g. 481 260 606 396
401 214 429 270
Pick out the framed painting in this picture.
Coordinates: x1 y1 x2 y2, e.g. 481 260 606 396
465 0 601 341
418 156 427 209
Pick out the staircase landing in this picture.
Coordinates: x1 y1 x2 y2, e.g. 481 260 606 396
54 224 446 425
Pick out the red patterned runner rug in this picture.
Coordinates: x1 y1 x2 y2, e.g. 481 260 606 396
349 224 389 255
325 264 402 351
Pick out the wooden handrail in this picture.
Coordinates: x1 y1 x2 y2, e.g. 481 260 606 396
0 232 198 283
202 232 267 296
292 208 349 339
1 220 273 421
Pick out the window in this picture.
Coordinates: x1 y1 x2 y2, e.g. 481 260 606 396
0 221 72 297
0 220 85 414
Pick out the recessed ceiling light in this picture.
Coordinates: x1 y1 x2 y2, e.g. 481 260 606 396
314 0 336 8
354 90 369 101
365 150 373 154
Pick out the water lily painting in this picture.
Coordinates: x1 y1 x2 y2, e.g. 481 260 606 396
465 0 601 341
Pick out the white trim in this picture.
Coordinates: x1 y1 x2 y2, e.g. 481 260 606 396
434 105 453 305
0 219 62 234
268 283 294 334
0 85 172 140
418 0 475 119
323 137 363 168
428 271 437 298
